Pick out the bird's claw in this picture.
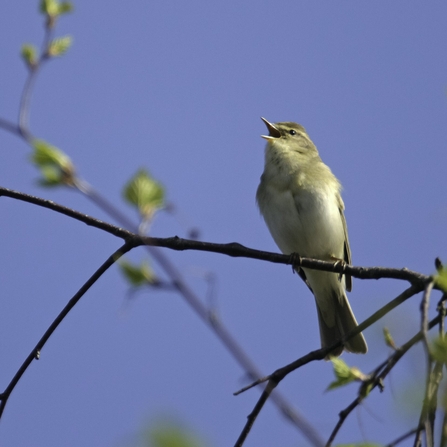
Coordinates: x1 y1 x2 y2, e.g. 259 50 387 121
330 255 346 282
290 252 302 273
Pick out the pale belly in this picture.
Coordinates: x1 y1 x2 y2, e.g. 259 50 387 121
259 185 345 261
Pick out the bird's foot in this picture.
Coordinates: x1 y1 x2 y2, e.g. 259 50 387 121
289 252 302 273
330 255 346 282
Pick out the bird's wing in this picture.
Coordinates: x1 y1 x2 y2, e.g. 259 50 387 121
338 194 353 292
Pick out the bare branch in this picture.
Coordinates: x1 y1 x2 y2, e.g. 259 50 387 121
0 118 24 139
386 425 425 447
0 185 325 446
234 381 278 447
0 240 136 418
18 19 53 138
77 183 326 447
0 186 134 240
0 187 432 287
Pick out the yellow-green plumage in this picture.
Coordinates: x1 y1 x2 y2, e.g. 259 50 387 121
256 118 367 357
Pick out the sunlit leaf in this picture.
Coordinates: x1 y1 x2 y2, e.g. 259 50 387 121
383 327 396 350
47 35 72 57
149 424 204 447
327 357 368 391
118 259 156 287
123 169 165 219
21 44 38 67
40 0 73 16
31 140 75 187
40 0 59 16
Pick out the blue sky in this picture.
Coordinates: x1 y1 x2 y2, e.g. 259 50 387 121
1 1 447 446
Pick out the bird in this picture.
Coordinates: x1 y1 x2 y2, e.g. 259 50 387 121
256 117 367 357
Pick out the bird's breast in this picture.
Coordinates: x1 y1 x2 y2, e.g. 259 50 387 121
257 176 345 260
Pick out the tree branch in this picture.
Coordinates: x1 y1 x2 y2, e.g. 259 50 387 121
235 284 424 397
414 281 435 447
0 185 325 446
386 425 425 447
0 240 137 418
326 312 442 446
0 187 432 287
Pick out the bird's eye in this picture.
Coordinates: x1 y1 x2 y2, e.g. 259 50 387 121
289 129 296 135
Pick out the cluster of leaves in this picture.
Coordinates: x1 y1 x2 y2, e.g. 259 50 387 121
31 139 165 284
21 0 73 69
31 140 76 186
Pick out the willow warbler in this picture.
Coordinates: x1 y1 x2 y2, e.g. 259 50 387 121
256 118 367 356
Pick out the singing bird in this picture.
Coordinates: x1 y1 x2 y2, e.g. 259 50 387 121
256 118 367 357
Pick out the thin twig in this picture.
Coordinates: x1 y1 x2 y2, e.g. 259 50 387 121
0 118 23 139
234 285 427 447
78 182 327 447
414 281 435 447
326 312 441 446
234 381 278 447
235 284 424 396
386 424 425 447
0 185 325 447
325 398 361 447
18 20 53 137
0 240 137 417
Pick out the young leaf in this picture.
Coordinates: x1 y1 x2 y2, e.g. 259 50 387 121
40 0 59 16
57 2 73 15
40 0 73 16
123 169 165 219
31 140 75 187
383 327 397 350
21 44 38 68
149 424 204 447
327 357 368 391
47 35 72 57
118 259 156 287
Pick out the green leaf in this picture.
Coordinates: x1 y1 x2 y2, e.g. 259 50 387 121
38 165 64 187
431 336 447 364
149 424 204 447
31 140 75 187
57 2 73 14
123 169 165 219
40 0 59 16
47 35 72 57
383 327 396 350
40 0 73 16
118 259 156 287
327 357 367 391
435 266 447 293
21 44 38 67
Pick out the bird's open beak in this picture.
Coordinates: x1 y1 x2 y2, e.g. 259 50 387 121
261 117 281 140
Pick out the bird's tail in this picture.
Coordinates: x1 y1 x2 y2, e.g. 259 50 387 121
316 292 368 358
